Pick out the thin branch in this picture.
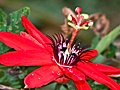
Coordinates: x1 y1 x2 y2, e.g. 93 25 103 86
111 58 120 64
0 84 19 90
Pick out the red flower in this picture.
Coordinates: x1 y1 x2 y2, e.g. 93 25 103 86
0 9 120 90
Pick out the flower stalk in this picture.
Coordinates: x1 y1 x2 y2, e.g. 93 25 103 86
66 7 93 54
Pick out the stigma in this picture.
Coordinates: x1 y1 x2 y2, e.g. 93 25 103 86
67 7 93 31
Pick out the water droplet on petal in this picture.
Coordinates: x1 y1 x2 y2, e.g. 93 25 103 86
80 78 82 80
38 78 40 79
68 68 73 73
70 69 73 73
57 72 61 75
32 74 34 76
52 71 54 73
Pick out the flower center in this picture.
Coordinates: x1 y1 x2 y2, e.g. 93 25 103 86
47 33 89 68
46 7 93 67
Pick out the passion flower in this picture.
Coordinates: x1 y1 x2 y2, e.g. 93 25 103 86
0 7 120 90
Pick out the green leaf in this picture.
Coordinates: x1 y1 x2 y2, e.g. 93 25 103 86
92 54 106 64
0 74 7 83
95 25 120 54
11 84 21 89
106 44 117 57
18 70 27 79
91 34 100 49
0 8 7 26
105 49 116 57
0 70 4 78
8 7 30 33
0 68 22 88
67 80 76 90
94 81 102 85
55 83 62 90
0 7 30 54
103 44 117 57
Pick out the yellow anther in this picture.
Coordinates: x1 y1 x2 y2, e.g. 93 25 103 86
67 14 72 21
68 22 78 30
81 14 89 19
79 26 89 30
88 21 93 26
68 22 89 30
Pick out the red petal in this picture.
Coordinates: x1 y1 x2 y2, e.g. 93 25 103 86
88 62 120 76
63 67 85 81
80 49 98 61
62 67 91 90
0 32 43 50
20 32 44 48
0 50 55 66
24 65 63 88
21 16 52 45
77 62 120 90
74 80 91 90
21 16 53 52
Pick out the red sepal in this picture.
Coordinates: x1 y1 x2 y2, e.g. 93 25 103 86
89 62 120 76
80 49 98 61
77 62 120 90
24 65 63 88
0 32 43 50
62 67 91 90
0 50 55 66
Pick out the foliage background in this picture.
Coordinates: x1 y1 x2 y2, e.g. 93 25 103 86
1 0 120 45
0 0 120 90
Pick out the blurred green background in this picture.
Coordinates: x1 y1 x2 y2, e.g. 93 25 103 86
0 0 120 45
0 0 120 89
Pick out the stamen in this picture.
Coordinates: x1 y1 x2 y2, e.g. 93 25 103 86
67 14 72 21
68 22 78 30
68 14 77 25
80 26 89 30
88 21 93 26
77 15 84 26
67 7 94 45
80 14 89 19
